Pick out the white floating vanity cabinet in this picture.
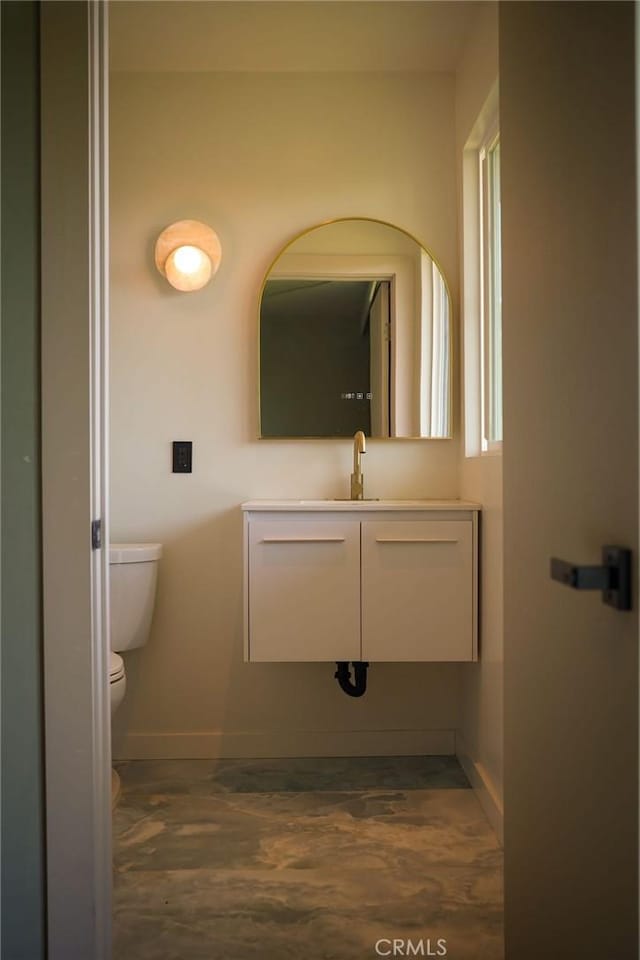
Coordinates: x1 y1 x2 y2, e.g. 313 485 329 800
242 500 480 663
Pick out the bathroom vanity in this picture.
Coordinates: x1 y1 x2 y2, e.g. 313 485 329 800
242 500 480 663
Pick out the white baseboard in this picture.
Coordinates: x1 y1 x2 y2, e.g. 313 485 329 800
455 732 504 845
115 728 456 761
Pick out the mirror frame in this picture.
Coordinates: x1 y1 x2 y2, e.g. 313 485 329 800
257 216 454 440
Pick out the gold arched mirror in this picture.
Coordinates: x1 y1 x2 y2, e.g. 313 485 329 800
259 218 452 439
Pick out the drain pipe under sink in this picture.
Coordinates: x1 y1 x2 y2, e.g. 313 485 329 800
334 661 369 697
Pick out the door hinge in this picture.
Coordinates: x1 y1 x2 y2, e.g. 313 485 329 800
91 519 102 550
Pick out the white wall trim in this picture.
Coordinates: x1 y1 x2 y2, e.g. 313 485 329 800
116 728 456 761
455 731 503 844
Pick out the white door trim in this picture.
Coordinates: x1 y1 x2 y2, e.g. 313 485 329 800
89 0 112 952
41 3 111 957
636 6 640 955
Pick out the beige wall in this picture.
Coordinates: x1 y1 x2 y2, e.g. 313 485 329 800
110 70 463 758
454 2 504 838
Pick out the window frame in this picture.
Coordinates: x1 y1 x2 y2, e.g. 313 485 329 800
479 123 502 453
463 86 502 459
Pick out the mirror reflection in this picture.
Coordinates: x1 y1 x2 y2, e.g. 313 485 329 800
259 219 452 439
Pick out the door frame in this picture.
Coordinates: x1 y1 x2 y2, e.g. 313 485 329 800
41 3 111 957
37 2 640 957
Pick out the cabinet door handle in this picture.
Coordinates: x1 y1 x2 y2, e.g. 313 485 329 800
261 537 346 544
375 537 459 544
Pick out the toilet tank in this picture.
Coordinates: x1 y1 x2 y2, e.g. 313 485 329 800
110 543 162 651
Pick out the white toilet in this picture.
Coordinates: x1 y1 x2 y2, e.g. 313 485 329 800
109 541 162 802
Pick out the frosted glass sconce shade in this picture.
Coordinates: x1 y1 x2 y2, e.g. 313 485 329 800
155 220 222 292
165 245 212 291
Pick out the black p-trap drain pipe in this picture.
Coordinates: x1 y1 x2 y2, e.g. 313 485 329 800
334 661 369 698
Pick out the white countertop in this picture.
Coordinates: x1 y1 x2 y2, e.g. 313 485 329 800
241 499 481 512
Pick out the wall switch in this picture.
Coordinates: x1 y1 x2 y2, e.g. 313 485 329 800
172 440 192 473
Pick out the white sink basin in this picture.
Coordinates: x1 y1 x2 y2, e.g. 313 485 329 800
242 499 481 512
296 498 380 504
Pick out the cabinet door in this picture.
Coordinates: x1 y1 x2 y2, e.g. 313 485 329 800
248 517 361 662
362 519 475 661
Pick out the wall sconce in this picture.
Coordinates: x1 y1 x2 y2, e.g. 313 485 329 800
154 220 222 292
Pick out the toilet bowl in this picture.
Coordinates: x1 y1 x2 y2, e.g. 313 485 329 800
110 652 126 715
109 541 162 806
110 651 127 806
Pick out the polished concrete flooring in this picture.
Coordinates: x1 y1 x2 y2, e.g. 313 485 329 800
113 757 503 960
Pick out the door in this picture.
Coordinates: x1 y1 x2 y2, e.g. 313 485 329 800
247 516 361 661
361 519 475 661
501 4 638 957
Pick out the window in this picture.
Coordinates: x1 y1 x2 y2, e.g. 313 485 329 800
463 86 502 456
480 131 502 449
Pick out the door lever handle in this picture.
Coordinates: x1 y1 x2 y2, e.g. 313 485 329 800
550 546 632 611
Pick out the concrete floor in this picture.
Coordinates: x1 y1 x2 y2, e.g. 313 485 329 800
113 757 503 960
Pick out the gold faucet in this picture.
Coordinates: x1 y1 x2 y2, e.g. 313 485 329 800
350 430 367 500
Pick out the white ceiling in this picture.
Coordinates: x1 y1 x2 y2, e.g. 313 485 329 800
110 1 485 73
